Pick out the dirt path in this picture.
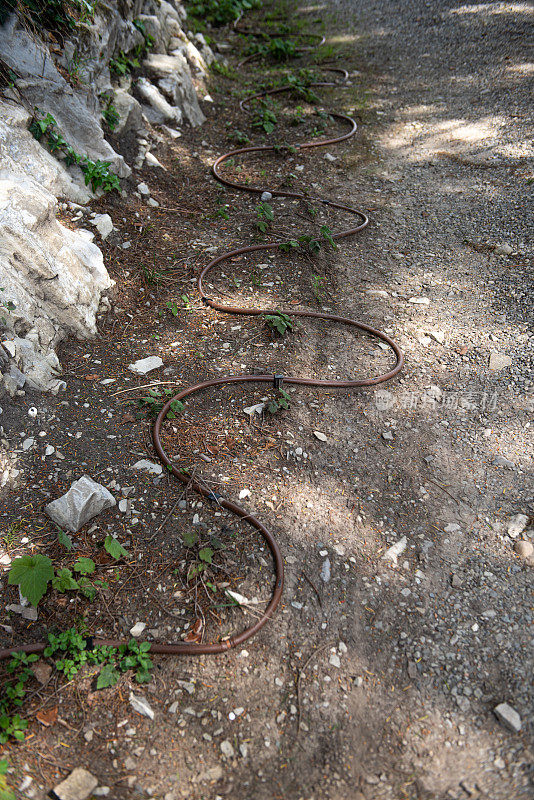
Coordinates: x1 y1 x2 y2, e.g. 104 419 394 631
1 2 532 799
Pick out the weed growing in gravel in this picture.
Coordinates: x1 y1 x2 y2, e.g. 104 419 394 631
311 273 328 301
7 542 128 607
210 60 237 79
251 101 278 134
227 126 251 145
247 37 297 62
268 388 291 414
255 201 274 232
263 311 296 335
133 388 184 419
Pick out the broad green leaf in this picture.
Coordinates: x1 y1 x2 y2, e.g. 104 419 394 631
104 535 129 560
182 530 198 548
52 568 79 592
56 527 74 551
73 557 95 575
96 663 119 689
8 554 54 607
198 547 213 564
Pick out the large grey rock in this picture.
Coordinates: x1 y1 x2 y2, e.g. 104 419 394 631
143 53 205 126
0 175 112 390
494 702 522 733
45 475 116 532
112 88 145 136
53 767 98 800
0 100 90 204
0 15 130 180
67 7 144 93
136 77 182 124
16 78 131 179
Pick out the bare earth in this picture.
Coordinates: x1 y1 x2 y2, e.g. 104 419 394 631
1 1 533 799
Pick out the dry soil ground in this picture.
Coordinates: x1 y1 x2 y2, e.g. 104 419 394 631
0 1 532 799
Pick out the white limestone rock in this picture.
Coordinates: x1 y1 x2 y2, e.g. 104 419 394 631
45 475 116 532
0 176 113 391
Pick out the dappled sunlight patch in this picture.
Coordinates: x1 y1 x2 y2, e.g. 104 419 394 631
448 2 533 17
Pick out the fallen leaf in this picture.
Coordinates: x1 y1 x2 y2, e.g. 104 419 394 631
191 619 203 635
120 411 136 424
313 431 328 442
36 706 58 727
184 630 201 643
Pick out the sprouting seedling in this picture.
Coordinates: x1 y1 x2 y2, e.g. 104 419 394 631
263 311 296 336
256 202 274 233
320 225 337 249
268 388 291 414
311 274 327 300
166 301 179 316
134 389 184 419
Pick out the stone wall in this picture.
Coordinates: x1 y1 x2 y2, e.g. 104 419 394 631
0 0 214 394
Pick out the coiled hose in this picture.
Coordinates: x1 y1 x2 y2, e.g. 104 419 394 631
0 67 403 661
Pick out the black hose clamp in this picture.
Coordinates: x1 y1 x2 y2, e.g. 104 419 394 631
206 490 222 503
273 374 284 391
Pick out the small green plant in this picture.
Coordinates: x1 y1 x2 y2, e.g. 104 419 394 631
1 520 22 550
29 110 120 193
267 388 291 414
251 102 278 135
215 199 230 219
3 0 96 34
134 388 184 419
110 50 140 76
263 311 296 336
133 17 155 48
0 288 15 326
0 758 15 800
320 224 336 249
227 127 251 145
255 201 274 233
166 300 180 316
311 273 327 301
210 60 236 79
247 37 297 62
45 629 153 686
102 99 120 131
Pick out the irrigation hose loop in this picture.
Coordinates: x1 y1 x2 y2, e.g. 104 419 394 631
0 44 404 663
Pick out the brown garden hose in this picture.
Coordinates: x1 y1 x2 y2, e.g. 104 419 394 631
0 69 403 662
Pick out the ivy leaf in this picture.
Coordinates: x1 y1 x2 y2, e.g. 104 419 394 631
8 554 54 607
96 663 120 689
198 547 213 564
104 535 129 560
182 530 198 548
56 527 74 551
52 568 79 592
73 557 95 575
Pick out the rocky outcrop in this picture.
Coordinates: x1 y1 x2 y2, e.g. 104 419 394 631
0 100 91 205
0 15 131 180
0 175 112 392
0 0 216 394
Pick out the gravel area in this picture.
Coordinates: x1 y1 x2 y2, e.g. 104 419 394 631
0 1 532 798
